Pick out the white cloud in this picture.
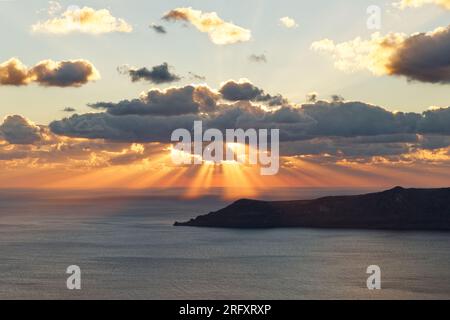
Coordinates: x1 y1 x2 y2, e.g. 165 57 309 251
311 33 404 75
32 6 133 35
47 1 62 16
280 17 298 29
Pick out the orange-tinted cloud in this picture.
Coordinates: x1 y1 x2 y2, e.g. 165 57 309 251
1 113 450 196
163 7 251 45
0 58 30 85
0 58 100 87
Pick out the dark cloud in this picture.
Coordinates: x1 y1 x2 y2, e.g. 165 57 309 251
51 103 309 144
150 24 167 34
62 107 77 113
219 80 287 106
52 95 450 146
387 26 450 84
220 80 263 101
256 93 288 107
418 107 450 134
162 9 189 22
188 72 206 81
91 81 286 119
300 101 420 138
249 54 267 63
280 137 412 158
50 112 199 143
89 85 220 116
206 104 312 142
331 95 345 103
313 25 450 85
202 102 422 142
31 60 100 87
0 58 100 87
0 115 43 145
119 63 181 84
306 92 318 103
45 79 450 162
418 134 450 150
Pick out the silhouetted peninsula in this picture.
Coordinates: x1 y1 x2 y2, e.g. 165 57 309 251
174 187 450 231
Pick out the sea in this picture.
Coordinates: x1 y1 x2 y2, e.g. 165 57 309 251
0 188 449 300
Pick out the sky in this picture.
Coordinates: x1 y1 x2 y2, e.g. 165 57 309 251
0 0 450 197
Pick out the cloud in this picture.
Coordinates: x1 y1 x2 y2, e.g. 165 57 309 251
31 59 101 87
162 7 251 45
32 6 133 34
306 92 319 103
0 115 43 145
203 101 424 142
312 25 450 83
51 91 450 145
47 1 62 16
387 26 450 83
0 58 30 86
0 58 100 87
219 79 287 106
219 80 263 101
394 0 450 10
280 136 414 158
150 23 167 34
280 17 298 28
89 85 220 116
50 102 310 144
311 34 401 75
50 112 199 143
0 120 169 169
62 107 77 112
188 72 206 81
39 78 450 164
300 101 420 138
0 87 444 169
418 107 450 134
118 63 181 84
249 54 267 63
2 84 450 175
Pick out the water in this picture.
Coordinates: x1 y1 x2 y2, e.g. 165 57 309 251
0 190 449 300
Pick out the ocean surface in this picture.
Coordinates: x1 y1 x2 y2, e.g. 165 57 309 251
0 189 449 300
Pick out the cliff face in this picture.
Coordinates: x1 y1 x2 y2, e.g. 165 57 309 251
174 187 450 230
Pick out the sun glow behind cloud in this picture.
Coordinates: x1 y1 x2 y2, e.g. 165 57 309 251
1 141 449 200
0 2 449 198
311 25 450 83
36 153 276 200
